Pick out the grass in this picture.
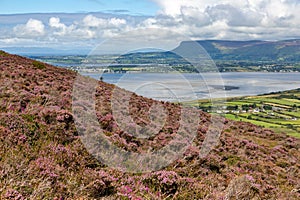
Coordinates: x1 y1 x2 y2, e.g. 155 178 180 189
281 111 300 118
258 98 295 107
225 114 281 128
32 60 46 69
184 88 300 138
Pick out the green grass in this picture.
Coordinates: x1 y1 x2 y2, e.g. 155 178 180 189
184 88 300 138
281 111 300 118
271 127 300 138
258 98 299 107
225 114 281 128
250 115 300 126
0 50 8 56
32 60 46 69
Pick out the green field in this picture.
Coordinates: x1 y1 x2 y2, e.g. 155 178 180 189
184 88 300 138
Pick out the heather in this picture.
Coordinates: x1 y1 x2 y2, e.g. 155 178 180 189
0 51 299 199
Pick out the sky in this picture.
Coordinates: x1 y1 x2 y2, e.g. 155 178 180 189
0 0 300 54
0 0 158 15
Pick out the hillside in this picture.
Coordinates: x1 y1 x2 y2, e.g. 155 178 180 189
0 50 299 199
28 39 300 73
112 39 300 72
181 39 300 62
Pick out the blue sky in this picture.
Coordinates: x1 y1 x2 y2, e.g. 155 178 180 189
0 0 159 15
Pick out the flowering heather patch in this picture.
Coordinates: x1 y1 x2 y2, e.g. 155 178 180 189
0 51 299 199
4 189 25 200
142 171 179 195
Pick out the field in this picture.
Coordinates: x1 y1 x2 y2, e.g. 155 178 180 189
184 88 300 138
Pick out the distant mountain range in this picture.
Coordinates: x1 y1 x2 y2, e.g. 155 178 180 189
3 39 300 61
184 39 300 62
3 39 300 72
117 39 300 63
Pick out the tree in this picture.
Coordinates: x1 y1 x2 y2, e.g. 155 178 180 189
263 105 272 110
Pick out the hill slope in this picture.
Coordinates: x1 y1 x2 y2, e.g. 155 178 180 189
189 39 300 61
112 39 300 72
0 51 299 199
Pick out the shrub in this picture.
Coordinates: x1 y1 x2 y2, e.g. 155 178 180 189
32 61 45 69
0 50 8 56
226 155 241 166
143 171 179 196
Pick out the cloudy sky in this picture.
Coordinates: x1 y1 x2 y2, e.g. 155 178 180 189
1 0 300 54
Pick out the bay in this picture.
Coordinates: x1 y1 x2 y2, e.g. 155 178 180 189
80 72 300 102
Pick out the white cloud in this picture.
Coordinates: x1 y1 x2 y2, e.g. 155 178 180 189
49 17 68 36
13 19 45 37
83 15 127 28
90 28 187 54
149 0 300 40
2 1 300 51
83 15 107 27
47 15 129 41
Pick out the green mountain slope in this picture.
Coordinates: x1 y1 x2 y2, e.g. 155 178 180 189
109 39 300 72
179 39 300 61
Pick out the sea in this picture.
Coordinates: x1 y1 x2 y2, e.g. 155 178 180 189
80 72 300 102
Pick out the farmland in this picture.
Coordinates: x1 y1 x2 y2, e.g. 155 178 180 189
184 88 300 138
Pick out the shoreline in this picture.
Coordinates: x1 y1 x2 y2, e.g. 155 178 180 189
78 70 300 74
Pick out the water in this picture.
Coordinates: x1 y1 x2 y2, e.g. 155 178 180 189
80 72 300 102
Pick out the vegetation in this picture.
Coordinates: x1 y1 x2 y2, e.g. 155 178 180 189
32 39 300 73
0 50 8 56
32 60 46 69
0 51 299 199
184 88 300 138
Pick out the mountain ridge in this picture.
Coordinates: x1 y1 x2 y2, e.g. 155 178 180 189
0 51 299 199
171 39 300 62
107 39 300 72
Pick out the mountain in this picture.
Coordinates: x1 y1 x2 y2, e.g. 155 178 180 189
0 50 299 199
116 39 300 65
186 39 300 61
